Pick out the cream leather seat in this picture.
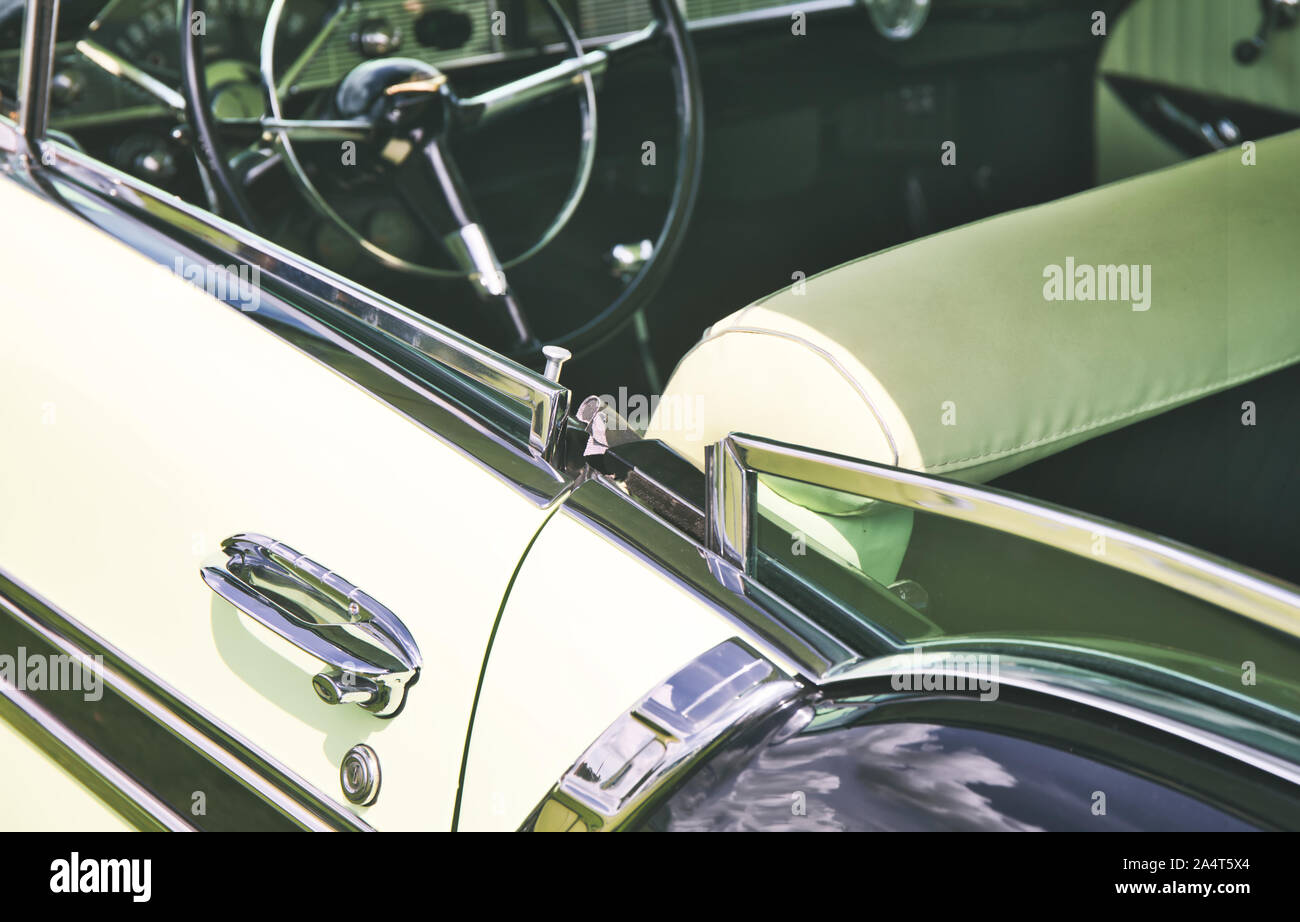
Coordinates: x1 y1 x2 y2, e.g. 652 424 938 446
648 128 1300 489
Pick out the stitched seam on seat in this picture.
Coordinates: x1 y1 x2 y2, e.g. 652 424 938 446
929 350 1300 472
704 326 901 466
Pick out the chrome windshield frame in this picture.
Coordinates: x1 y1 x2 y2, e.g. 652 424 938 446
706 433 1300 641
14 0 54 157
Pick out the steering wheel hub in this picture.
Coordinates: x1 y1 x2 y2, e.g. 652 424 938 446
335 58 449 136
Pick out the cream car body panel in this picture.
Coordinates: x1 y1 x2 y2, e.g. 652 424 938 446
0 176 553 829
457 509 799 830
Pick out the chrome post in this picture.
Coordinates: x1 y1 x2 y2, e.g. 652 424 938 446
541 345 572 383
17 0 60 161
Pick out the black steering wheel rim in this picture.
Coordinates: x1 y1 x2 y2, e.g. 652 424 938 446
178 0 261 233
178 0 705 362
556 0 705 359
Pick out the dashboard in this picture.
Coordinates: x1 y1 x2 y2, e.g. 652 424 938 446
1 0 898 263
0 0 951 175
5 1 946 126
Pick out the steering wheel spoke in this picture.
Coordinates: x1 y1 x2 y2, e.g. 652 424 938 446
454 25 659 130
214 116 373 145
388 133 535 348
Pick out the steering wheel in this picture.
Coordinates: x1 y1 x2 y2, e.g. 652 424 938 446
179 0 704 360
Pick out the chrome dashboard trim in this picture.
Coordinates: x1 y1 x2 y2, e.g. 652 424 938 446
0 567 373 831
689 0 858 31
706 433 1300 641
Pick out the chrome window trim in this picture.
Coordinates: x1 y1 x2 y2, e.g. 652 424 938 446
546 423 1300 775
0 153 574 504
16 0 55 153
706 433 1300 641
38 143 572 467
0 567 373 831
561 460 1300 767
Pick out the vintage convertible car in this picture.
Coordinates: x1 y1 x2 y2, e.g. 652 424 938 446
0 0 1298 833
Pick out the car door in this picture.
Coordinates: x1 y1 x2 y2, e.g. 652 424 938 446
0 108 572 828
1096 0 1300 182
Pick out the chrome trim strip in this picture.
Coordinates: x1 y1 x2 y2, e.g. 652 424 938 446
16 0 57 152
9 157 571 504
0 676 197 832
49 104 171 129
707 434 1300 640
0 568 373 831
689 0 858 31
32 144 571 467
830 652 1300 787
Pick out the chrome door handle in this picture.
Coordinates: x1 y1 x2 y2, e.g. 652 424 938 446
201 534 421 718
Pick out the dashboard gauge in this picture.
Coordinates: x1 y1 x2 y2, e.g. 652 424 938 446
206 60 264 119
864 0 931 41
88 0 325 84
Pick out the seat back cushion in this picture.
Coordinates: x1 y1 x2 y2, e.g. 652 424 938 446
648 128 1300 504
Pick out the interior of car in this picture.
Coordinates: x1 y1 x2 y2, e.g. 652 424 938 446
2 0 1297 587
